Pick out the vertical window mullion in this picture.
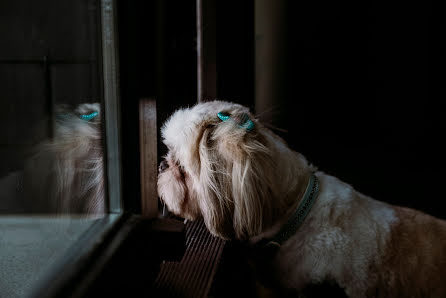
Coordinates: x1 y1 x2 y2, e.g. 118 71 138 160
101 0 122 213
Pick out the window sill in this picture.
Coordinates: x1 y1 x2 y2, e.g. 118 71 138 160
0 213 123 298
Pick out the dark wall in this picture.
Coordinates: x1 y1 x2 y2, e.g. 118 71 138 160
118 0 445 218
117 0 254 212
269 0 445 218
118 0 197 212
215 1 254 108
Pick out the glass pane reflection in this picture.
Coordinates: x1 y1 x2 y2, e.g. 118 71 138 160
0 0 105 215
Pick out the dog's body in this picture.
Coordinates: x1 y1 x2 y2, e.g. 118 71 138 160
258 173 446 297
158 101 446 297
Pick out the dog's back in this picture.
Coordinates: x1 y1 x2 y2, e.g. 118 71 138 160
368 206 446 297
272 173 446 297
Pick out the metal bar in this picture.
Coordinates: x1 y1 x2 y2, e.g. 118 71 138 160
101 0 123 213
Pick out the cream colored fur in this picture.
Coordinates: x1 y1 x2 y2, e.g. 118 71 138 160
0 103 104 214
158 100 446 297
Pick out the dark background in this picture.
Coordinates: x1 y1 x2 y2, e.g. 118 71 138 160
118 0 445 218
117 0 255 212
277 0 445 217
0 0 444 218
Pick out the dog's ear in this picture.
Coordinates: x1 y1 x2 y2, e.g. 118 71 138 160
196 111 276 239
228 140 275 239
195 124 236 239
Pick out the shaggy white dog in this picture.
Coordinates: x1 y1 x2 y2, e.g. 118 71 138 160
157 100 446 297
0 103 104 214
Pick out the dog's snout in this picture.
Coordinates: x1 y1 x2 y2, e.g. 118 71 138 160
159 160 168 173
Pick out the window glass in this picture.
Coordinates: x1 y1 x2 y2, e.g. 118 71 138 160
0 0 105 215
0 1 116 296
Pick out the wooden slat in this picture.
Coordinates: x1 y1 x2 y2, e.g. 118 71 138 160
139 98 158 218
154 220 225 297
196 0 217 102
255 0 286 125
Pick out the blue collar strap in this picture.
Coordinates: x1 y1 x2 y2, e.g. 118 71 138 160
265 173 320 248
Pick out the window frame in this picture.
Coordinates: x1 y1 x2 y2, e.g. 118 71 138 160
100 0 123 214
28 0 127 296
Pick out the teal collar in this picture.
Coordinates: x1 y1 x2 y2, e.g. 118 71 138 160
263 173 320 248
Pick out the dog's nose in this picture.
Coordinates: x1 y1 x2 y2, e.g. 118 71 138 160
159 160 168 173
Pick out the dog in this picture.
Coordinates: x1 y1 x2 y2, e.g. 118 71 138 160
0 103 104 214
157 100 446 297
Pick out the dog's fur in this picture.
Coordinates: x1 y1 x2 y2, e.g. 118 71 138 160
0 103 104 214
158 100 446 297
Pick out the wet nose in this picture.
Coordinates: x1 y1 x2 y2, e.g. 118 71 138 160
159 160 168 173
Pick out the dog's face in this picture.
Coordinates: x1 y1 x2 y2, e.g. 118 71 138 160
158 101 301 240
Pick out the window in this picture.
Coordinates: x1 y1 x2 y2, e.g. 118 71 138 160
1 1 256 297
0 0 124 296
